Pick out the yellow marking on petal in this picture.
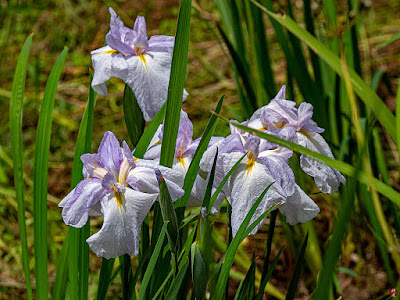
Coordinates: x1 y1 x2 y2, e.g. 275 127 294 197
155 141 162 145
114 187 124 209
178 156 187 171
134 157 139 163
99 49 119 55
245 151 256 177
138 54 148 70
299 128 312 140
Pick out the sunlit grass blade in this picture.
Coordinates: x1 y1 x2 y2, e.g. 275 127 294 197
68 74 97 300
96 258 115 300
191 242 207 300
33 46 68 300
376 30 400 50
220 115 400 205
251 0 397 143
138 222 168 300
175 95 224 211
123 85 145 148
9 33 33 300
159 0 191 168
210 183 278 299
286 233 308 300
165 257 190 299
256 245 285 300
133 103 166 158
151 269 174 300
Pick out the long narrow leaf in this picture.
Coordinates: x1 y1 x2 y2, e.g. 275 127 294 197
175 95 224 211
251 0 397 143
96 258 115 300
159 0 192 167
211 183 278 299
33 47 68 300
138 222 168 300
286 233 308 300
165 258 190 300
9 33 33 300
123 85 145 148
68 74 97 300
222 115 400 205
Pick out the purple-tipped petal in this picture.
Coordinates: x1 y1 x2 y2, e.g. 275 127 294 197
219 133 245 155
122 141 135 166
102 172 117 190
148 35 175 53
133 16 147 36
81 153 103 177
98 131 123 177
106 32 136 56
244 136 260 159
59 178 104 228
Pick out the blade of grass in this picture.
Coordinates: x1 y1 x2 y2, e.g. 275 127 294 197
133 103 166 158
123 85 145 148
138 222 168 300
218 114 400 206
165 257 190 300
96 258 115 300
52 236 69 300
159 0 192 168
33 46 68 300
68 74 97 300
256 245 285 300
175 95 224 211
120 254 134 300
191 242 207 300
251 0 398 143
9 33 33 300
151 269 174 300
286 233 308 300
256 210 278 300
234 254 257 300
211 183 279 299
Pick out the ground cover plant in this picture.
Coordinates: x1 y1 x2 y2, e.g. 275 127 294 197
2 0 400 299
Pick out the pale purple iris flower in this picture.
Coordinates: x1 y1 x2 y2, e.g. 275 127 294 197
200 127 320 236
248 86 346 194
144 111 224 212
59 131 184 259
91 8 188 121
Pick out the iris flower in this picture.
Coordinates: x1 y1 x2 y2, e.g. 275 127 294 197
59 131 184 259
144 111 224 212
201 127 320 236
249 86 346 193
91 8 188 121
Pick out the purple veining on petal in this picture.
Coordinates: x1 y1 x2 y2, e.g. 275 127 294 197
133 16 147 36
81 153 103 177
148 36 175 53
258 156 295 196
122 141 135 166
98 131 123 177
218 133 245 154
102 172 117 190
244 135 260 159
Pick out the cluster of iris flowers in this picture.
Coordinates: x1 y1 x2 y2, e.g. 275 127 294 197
59 8 345 259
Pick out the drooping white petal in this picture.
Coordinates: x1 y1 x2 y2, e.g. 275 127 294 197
221 153 286 236
124 51 188 121
86 189 158 259
294 132 345 193
278 184 320 225
91 46 118 97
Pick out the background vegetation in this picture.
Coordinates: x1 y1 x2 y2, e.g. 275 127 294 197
1 0 400 299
